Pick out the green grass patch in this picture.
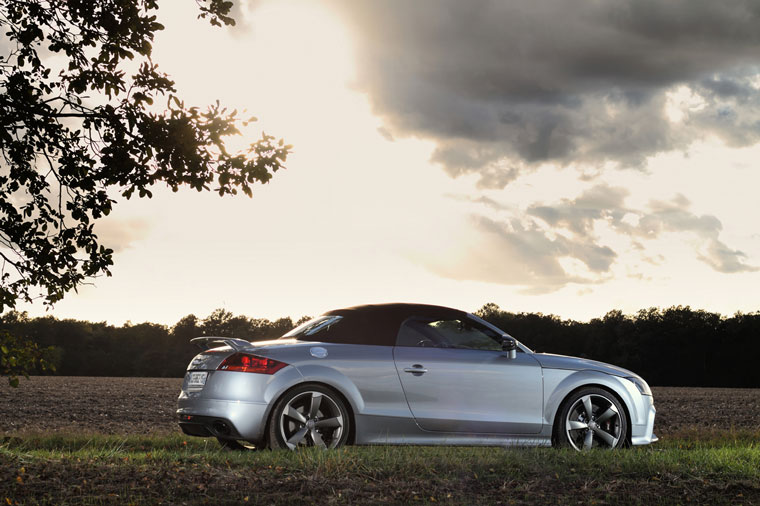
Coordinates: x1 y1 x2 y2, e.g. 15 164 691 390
657 427 760 450
2 433 759 504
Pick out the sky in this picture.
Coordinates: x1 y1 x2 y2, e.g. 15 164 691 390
20 0 760 326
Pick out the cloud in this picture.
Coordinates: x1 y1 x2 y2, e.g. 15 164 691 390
528 185 631 238
424 215 615 293
528 186 758 274
445 193 512 211
699 241 757 274
636 195 758 273
427 184 755 292
330 0 760 184
94 218 151 253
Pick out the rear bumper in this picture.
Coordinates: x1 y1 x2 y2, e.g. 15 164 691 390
630 396 658 446
176 367 302 442
178 414 243 439
177 397 269 442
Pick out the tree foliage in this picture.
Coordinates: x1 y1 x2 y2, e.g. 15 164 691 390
0 328 55 387
0 308 295 378
476 303 760 388
1 304 759 387
0 0 291 311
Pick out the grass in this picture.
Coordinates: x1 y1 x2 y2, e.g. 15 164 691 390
2 432 760 504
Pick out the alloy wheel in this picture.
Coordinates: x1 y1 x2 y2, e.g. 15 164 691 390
564 393 623 450
279 391 345 450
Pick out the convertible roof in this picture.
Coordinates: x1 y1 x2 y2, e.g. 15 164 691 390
315 303 469 346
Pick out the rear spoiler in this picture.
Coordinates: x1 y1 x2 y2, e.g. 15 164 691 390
190 337 252 352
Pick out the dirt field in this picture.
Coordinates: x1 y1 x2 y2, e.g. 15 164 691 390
1 376 759 436
0 377 181 435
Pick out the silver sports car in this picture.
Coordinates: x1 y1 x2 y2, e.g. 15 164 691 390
177 303 657 451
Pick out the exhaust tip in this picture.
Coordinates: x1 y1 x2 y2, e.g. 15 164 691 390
212 420 231 436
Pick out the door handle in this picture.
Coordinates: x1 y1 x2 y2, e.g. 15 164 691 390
403 364 428 375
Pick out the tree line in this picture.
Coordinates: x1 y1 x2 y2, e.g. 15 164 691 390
475 303 760 388
1 304 759 387
0 309 304 379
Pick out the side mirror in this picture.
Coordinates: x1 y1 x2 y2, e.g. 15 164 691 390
501 335 517 359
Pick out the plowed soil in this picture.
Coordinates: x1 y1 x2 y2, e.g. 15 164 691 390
0 377 181 435
1 377 759 436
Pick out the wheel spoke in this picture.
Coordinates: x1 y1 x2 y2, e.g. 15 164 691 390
311 429 327 448
309 393 323 418
592 427 618 447
286 405 307 424
314 416 342 429
581 396 594 420
583 430 594 450
286 426 309 449
568 420 588 431
596 406 618 424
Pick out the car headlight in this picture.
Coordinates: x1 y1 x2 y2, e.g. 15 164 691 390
625 376 652 396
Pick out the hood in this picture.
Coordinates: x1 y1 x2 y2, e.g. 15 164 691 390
532 353 638 378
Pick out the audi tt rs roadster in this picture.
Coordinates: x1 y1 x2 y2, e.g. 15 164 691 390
177 303 657 451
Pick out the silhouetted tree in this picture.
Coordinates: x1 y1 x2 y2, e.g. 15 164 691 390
200 308 235 336
476 303 760 387
0 0 291 313
171 314 201 336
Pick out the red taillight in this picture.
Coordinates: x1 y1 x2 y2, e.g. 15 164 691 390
217 353 288 374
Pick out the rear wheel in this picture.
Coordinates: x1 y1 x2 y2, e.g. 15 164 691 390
267 384 350 450
554 387 627 450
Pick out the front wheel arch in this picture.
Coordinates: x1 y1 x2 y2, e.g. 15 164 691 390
552 384 632 448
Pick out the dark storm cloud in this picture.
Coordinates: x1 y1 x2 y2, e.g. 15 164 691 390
331 0 760 185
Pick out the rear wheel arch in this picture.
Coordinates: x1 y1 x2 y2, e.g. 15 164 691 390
265 381 357 447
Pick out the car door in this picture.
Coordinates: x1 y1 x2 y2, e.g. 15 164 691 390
393 316 544 434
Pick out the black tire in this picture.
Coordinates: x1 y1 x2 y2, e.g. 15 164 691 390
216 437 257 451
267 384 350 450
554 387 628 450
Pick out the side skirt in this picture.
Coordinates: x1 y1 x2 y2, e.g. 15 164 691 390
354 414 552 447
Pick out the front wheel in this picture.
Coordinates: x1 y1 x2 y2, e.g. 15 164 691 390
554 387 628 450
267 384 350 450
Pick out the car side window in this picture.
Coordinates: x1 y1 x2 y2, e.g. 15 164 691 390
396 317 503 351
396 319 439 347
428 319 502 351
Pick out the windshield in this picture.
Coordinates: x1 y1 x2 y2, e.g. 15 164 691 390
282 315 343 338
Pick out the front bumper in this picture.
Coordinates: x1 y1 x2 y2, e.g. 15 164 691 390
630 395 658 445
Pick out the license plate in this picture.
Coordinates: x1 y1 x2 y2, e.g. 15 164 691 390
188 371 208 388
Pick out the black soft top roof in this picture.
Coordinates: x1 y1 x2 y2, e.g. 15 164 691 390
314 303 469 346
